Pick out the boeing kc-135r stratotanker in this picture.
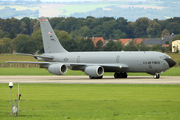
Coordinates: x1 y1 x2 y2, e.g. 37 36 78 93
6 17 176 79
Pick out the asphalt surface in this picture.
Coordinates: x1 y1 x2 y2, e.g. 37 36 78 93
0 76 180 84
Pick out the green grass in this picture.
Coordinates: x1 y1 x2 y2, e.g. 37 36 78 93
0 84 180 120
166 53 180 62
0 67 179 76
0 54 37 62
0 68 52 75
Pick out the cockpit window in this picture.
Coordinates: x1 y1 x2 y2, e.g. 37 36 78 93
160 55 171 59
165 55 171 58
160 56 165 59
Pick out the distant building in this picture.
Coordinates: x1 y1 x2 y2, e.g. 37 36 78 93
91 37 104 47
119 39 132 46
133 38 142 44
163 44 170 47
172 40 180 53
142 35 176 46
102 39 118 47
142 38 163 46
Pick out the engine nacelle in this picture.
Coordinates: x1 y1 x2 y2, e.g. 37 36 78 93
84 66 104 77
48 64 67 75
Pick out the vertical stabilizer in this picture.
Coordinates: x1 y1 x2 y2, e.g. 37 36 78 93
39 17 68 53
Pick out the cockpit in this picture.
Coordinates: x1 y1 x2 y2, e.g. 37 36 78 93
161 54 176 68
160 55 171 59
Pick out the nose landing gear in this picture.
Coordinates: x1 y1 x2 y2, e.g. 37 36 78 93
153 74 160 79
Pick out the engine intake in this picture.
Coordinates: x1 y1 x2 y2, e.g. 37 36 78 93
84 66 104 77
48 64 67 75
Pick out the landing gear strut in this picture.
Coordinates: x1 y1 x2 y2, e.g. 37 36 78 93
114 72 127 78
153 74 160 79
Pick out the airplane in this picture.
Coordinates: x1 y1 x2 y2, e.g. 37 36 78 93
6 17 176 79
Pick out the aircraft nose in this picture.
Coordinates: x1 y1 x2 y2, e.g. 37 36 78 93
164 58 176 68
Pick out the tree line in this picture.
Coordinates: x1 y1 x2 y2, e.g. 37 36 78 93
0 16 180 54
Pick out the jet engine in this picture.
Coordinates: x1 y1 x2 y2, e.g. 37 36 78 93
48 64 67 75
84 66 104 77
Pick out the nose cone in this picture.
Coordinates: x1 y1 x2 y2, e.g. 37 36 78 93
164 58 176 68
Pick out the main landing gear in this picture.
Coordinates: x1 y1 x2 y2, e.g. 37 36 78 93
114 72 127 78
89 76 103 79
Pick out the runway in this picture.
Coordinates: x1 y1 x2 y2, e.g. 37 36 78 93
0 76 180 84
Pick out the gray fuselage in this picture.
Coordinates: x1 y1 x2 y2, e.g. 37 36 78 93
43 51 170 75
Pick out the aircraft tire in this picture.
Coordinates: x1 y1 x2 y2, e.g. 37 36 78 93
98 76 103 79
153 74 160 79
89 76 94 79
122 72 127 78
89 76 103 79
114 72 119 78
114 72 127 78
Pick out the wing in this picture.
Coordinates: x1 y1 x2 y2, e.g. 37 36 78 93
69 63 128 68
66 63 129 72
5 61 128 72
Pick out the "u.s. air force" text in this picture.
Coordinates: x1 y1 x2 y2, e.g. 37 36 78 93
143 61 160 64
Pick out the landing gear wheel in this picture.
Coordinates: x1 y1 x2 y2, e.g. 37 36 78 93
98 75 103 79
153 74 160 79
89 76 103 79
114 72 119 78
114 72 127 78
122 72 127 78
89 76 94 79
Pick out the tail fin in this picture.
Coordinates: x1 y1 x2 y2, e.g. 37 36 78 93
39 17 68 53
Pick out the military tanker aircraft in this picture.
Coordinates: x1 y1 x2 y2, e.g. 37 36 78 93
6 17 176 79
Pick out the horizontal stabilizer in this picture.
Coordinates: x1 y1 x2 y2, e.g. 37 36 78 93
5 61 50 64
14 53 54 59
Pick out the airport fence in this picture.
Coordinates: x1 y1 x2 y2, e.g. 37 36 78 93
1 60 39 68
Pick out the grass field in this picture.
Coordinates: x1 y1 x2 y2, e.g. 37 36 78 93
0 54 180 119
166 53 180 62
0 84 180 120
0 54 35 62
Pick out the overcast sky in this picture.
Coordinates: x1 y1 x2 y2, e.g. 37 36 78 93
40 0 145 2
41 0 98 2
